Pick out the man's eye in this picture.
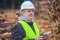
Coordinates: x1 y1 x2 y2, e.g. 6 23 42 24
28 10 34 12
32 10 34 12
28 11 31 12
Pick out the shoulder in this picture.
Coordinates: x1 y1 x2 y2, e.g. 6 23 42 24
11 22 25 35
11 22 23 31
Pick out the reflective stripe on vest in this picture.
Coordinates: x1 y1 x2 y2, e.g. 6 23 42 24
19 20 40 40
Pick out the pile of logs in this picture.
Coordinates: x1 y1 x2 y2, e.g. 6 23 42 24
34 0 60 40
0 9 20 40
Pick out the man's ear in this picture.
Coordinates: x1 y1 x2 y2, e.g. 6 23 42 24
20 10 24 16
20 10 22 15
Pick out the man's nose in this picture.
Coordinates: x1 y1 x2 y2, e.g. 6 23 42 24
30 12 34 15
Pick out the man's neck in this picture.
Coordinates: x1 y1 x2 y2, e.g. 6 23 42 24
19 16 34 22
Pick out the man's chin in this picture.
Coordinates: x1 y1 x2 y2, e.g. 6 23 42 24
29 17 34 19
27 18 33 20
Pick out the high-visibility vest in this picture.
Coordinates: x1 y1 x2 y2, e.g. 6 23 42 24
19 20 40 40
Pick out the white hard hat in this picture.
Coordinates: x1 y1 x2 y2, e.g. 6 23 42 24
20 1 35 11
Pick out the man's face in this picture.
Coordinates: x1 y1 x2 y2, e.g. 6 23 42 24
21 9 34 20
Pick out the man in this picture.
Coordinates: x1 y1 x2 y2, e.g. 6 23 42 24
11 1 48 40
